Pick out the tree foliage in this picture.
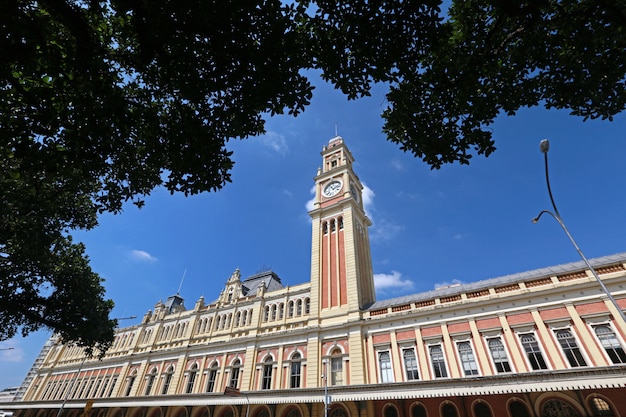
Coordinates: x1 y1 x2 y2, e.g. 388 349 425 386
2 0 625 351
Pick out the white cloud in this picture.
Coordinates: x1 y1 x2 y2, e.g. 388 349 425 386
283 189 293 198
0 341 24 363
361 183 375 219
374 271 415 293
453 233 467 240
260 130 288 155
129 250 157 263
305 185 316 213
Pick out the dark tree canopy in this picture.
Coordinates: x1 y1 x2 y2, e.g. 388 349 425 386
2 0 625 352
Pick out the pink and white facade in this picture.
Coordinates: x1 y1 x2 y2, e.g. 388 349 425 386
5 138 626 417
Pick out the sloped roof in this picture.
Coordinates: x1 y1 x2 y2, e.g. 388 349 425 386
368 252 626 310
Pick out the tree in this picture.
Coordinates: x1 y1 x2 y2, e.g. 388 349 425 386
2 0 625 351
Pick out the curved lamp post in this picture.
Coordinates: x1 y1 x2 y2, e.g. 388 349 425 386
532 139 626 323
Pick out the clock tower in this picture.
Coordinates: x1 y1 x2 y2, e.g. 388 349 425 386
308 136 375 320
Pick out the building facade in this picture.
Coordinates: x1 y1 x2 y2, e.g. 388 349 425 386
4 137 626 417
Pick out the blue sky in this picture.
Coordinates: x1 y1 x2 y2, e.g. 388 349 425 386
2 77 626 389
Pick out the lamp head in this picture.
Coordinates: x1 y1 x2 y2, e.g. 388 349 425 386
531 217 540 224
540 139 550 154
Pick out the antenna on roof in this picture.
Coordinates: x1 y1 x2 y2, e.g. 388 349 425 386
177 269 187 295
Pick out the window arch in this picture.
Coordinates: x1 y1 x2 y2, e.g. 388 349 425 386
457 341 479 376
384 405 398 417
429 345 447 378
488 338 511 372
264 306 270 322
594 325 626 363
411 404 427 417
323 222 328 235
540 399 580 417
473 402 492 417
262 355 274 390
288 301 295 318
296 299 303 316
229 359 241 388
162 366 174 395
378 351 393 382
441 403 458 417
144 367 158 396
556 329 587 367
329 348 343 386
186 363 199 393
329 408 348 417
206 362 219 392
508 400 531 417
271 305 277 321
304 298 310 314
588 396 616 416
278 303 285 319
290 352 302 388
520 333 548 370
124 370 137 396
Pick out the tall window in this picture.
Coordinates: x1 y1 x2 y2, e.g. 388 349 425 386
457 342 479 376
520 334 548 370
402 348 419 380
429 345 447 378
556 329 587 367
229 360 241 388
262 356 274 390
144 369 157 395
124 372 136 396
186 364 198 393
594 325 626 364
162 367 174 394
330 349 344 386
290 353 302 388
411 404 427 417
488 338 511 372
378 352 394 382
206 363 218 392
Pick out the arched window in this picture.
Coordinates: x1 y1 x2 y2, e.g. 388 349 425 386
403 348 419 380
186 364 199 393
457 342 479 376
594 325 626 363
262 356 274 390
330 219 336 232
288 301 295 318
304 298 310 314
329 408 347 417
206 362 219 392
441 403 458 417
330 348 343 386
509 400 531 417
124 370 137 396
144 368 157 395
556 329 587 367
473 402 492 417
323 222 328 235
338 217 344 230
411 404 427 417
290 353 302 388
235 312 241 327
429 345 447 378
278 303 285 319
296 299 303 316
271 305 277 321
488 338 511 372
384 405 398 417
520 333 548 370
378 351 393 382
541 399 580 417
589 396 615 416
264 306 270 322
229 359 241 388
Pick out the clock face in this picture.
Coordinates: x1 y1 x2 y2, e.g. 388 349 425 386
323 180 343 198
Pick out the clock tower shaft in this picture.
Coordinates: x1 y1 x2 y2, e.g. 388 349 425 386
309 137 375 319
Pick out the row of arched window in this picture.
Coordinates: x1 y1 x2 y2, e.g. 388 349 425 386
263 298 310 322
156 321 189 341
111 332 135 350
196 308 254 334
381 395 616 417
322 217 344 235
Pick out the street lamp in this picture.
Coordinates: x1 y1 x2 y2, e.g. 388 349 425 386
532 139 626 323
321 360 329 417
